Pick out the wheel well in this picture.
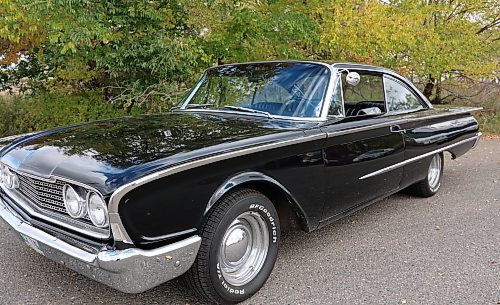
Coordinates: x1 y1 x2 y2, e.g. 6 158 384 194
234 181 307 232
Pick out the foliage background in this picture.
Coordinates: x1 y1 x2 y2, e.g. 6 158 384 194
0 0 498 137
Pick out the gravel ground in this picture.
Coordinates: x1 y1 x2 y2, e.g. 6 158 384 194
0 139 498 305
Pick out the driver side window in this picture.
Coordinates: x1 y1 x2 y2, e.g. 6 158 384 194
342 72 386 117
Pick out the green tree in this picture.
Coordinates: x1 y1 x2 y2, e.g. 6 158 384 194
1 0 498 105
314 0 498 102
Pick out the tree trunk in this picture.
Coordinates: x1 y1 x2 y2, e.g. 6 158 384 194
125 100 135 114
423 76 435 99
433 79 443 104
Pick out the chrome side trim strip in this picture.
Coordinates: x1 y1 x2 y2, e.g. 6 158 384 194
140 228 198 243
326 108 483 138
359 134 479 180
472 132 482 149
108 133 327 244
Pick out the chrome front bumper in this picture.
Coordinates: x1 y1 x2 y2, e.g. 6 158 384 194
0 195 201 293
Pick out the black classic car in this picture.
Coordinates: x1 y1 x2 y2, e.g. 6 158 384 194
0 61 481 304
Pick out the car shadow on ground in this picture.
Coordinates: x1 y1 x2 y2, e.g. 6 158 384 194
13 191 421 305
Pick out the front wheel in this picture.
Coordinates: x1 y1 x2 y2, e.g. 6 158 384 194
185 189 280 304
407 153 444 197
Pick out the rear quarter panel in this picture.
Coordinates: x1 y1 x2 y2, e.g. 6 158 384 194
400 108 480 188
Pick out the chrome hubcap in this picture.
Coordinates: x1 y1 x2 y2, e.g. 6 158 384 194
428 154 442 190
219 211 269 286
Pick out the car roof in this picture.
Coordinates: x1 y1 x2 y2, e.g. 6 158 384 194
212 60 397 74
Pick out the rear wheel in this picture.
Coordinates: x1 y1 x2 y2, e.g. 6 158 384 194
185 189 280 304
407 153 444 197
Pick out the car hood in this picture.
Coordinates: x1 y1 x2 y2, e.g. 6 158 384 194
0 112 307 195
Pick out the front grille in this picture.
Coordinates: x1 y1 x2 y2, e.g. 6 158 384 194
16 172 91 222
17 174 67 214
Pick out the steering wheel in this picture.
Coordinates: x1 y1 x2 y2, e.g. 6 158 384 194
291 84 305 100
279 97 300 116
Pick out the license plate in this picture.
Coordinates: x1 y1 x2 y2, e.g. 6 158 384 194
20 234 45 256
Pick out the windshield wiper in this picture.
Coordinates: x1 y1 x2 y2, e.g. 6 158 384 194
171 103 214 110
223 106 274 119
186 103 214 109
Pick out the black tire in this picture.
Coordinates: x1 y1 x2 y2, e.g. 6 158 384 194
185 189 280 304
406 153 444 197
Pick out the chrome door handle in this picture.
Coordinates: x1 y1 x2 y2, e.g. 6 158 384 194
390 125 406 134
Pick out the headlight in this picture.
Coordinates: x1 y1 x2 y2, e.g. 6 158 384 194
87 192 109 228
0 164 6 184
63 184 86 218
9 171 19 189
0 165 19 189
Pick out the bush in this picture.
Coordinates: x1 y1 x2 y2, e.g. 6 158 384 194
0 91 145 138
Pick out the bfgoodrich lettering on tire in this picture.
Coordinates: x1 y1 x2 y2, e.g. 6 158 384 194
184 188 280 304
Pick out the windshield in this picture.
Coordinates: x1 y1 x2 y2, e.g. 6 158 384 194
181 62 330 118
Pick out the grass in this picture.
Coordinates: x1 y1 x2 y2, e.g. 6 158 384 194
474 111 500 135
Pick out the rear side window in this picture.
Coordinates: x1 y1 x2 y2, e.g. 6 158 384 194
384 75 425 112
342 73 385 117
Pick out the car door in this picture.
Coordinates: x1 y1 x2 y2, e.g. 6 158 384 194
320 69 405 222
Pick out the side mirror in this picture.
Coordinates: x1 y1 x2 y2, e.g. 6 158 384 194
346 72 361 86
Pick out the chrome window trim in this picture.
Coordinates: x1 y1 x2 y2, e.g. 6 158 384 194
108 132 328 244
176 61 336 122
338 71 346 117
326 70 345 118
0 163 110 239
359 134 480 180
178 62 435 122
179 74 206 109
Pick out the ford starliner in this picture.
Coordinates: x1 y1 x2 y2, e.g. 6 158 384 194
0 61 481 304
